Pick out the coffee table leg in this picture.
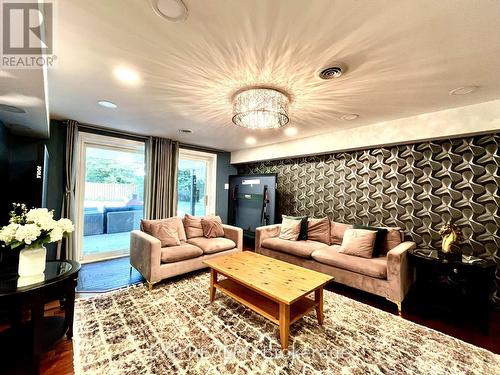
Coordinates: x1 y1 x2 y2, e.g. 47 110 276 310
209 269 218 302
315 288 324 325
279 302 290 350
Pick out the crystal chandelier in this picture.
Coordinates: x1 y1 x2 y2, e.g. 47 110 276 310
232 87 289 129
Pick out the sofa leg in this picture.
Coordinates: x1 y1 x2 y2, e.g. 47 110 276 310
387 298 402 316
147 281 156 291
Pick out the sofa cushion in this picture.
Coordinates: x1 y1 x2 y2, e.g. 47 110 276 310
312 246 388 279
352 224 388 257
380 227 404 254
307 217 331 245
331 221 352 244
160 243 203 264
283 215 308 240
187 237 236 254
141 217 186 242
149 218 181 247
339 228 377 258
261 237 328 258
201 215 224 238
279 216 302 241
184 214 204 239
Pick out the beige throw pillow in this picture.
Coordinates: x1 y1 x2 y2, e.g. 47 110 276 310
279 216 301 241
184 214 204 239
339 228 377 258
307 217 331 245
149 217 181 247
201 215 225 238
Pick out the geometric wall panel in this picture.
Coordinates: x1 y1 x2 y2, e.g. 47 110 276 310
238 133 500 303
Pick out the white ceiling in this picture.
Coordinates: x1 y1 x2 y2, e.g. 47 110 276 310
47 0 500 151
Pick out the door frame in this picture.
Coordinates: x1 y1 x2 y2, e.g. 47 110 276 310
178 148 217 216
75 132 146 263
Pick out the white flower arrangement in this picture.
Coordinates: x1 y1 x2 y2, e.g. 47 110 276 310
0 203 74 250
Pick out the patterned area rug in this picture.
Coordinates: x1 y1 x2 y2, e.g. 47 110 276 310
73 272 500 375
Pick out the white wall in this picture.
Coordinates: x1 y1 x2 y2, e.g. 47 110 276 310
231 99 500 164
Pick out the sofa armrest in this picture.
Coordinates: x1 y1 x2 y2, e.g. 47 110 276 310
255 224 281 253
222 224 243 251
386 241 416 303
130 230 161 283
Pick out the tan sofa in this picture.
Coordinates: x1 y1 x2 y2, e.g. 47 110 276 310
256 222 416 313
130 217 243 288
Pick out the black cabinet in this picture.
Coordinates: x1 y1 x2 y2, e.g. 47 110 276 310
408 248 496 330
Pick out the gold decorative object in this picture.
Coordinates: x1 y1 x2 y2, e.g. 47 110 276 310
438 222 461 253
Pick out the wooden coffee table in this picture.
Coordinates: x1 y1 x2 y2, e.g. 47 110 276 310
203 252 334 350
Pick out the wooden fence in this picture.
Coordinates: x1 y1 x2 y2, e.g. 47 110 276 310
85 182 138 201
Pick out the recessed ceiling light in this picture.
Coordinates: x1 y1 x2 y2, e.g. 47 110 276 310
245 137 257 145
0 104 26 113
151 0 188 22
98 100 118 109
284 126 298 136
178 128 193 134
341 113 359 121
449 86 479 96
114 66 140 85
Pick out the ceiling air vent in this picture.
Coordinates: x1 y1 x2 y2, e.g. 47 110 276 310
318 64 346 80
178 129 193 134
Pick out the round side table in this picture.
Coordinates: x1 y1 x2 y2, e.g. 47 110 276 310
0 260 81 375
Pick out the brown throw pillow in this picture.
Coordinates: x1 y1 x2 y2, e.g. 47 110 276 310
331 221 352 244
279 216 301 241
141 218 187 242
307 217 331 245
184 214 204 239
380 227 404 254
339 228 377 258
149 218 181 247
201 216 224 238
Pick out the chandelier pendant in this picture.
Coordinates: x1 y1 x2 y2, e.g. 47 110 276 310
232 87 289 129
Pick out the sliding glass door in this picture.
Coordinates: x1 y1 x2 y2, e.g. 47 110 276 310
177 149 217 217
76 133 146 263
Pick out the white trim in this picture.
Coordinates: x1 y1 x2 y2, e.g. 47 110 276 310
75 132 145 263
178 149 217 216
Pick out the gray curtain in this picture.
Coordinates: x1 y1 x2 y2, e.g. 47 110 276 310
145 137 179 219
58 120 78 260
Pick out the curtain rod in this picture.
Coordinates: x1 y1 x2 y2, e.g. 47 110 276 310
66 120 149 140
62 119 228 153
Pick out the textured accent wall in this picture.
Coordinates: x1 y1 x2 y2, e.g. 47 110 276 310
238 133 500 301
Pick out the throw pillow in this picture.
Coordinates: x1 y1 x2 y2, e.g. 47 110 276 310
141 217 187 242
331 221 352 244
283 215 308 240
184 214 204 239
149 218 181 247
379 227 404 254
201 215 225 238
279 216 302 241
339 228 377 258
307 217 331 245
352 224 388 257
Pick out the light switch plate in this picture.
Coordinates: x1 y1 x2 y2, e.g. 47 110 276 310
224 183 229 190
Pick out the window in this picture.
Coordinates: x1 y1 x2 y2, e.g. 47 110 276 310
75 133 146 263
177 149 217 217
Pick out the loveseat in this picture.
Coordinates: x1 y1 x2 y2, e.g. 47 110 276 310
256 221 416 312
130 216 243 288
